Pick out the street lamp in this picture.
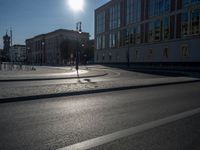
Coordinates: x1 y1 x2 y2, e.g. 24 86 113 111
75 21 82 77
126 30 130 68
42 41 45 65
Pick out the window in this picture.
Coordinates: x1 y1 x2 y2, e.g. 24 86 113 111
135 50 139 59
163 47 169 58
126 28 135 45
148 49 153 58
191 9 200 35
148 0 170 17
96 35 106 50
109 3 120 29
126 0 141 24
96 36 100 50
96 11 105 34
183 0 200 7
102 35 105 49
154 20 161 41
163 16 170 39
148 22 154 42
148 20 162 42
116 53 120 61
149 0 155 17
109 52 112 61
129 28 135 44
183 0 190 6
96 54 99 61
181 45 189 57
102 53 105 61
135 25 141 44
164 0 170 12
181 12 189 36
191 0 200 4
109 32 120 48
120 30 127 47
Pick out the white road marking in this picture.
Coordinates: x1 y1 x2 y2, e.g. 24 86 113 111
58 107 200 150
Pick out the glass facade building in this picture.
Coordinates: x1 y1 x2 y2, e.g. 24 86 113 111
95 0 200 64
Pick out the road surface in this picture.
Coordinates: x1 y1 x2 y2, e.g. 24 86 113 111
0 82 200 150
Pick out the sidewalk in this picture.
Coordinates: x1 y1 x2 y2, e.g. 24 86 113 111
0 76 199 102
0 66 107 81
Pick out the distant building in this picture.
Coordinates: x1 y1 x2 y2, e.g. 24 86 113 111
9 45 26 62
0 48 3 62
95 0 200 66
87 39 95 63
26 29 90 65
2 33 11 61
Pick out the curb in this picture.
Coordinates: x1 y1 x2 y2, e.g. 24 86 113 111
0 79 199 103
126 68 200 78
0 73 108 82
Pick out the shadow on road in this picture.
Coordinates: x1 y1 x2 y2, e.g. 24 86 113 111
102 64 200 78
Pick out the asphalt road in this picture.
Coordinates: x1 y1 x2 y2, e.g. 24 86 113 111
1 82 200 150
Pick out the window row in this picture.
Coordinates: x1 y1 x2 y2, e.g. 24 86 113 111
96 0 200 33
183 0 200 7
96 10 200 50
139 45 189 59
96 45 189 62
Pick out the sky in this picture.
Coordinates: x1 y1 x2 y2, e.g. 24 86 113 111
0 0 110 48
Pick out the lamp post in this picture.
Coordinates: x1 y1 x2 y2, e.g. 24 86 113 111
75 21 82 77
42 41 45 65
126 30 130 68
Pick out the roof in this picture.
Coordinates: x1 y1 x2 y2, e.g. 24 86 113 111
26 29 90 41
95 0 112 13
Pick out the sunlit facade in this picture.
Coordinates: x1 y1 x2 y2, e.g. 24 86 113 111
95 0 200 65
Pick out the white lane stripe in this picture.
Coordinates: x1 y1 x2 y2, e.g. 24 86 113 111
58 107 200 150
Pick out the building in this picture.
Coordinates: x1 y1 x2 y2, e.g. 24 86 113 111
2 32 11 62
95 0 200 66
26 29 90 65
0 48 3 62
86 39 95 63
9 45 26 62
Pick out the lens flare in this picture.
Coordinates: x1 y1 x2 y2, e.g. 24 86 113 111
68 0 84 12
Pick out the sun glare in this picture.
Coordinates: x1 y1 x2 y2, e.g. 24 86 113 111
68 0 84 12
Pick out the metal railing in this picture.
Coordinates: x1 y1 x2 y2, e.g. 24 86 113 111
0 62 36 71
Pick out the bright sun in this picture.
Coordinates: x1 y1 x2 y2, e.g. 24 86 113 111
68 0 84 12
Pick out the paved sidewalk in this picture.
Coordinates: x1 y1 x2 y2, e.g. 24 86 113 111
0 66 107 81
0 76 199 102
